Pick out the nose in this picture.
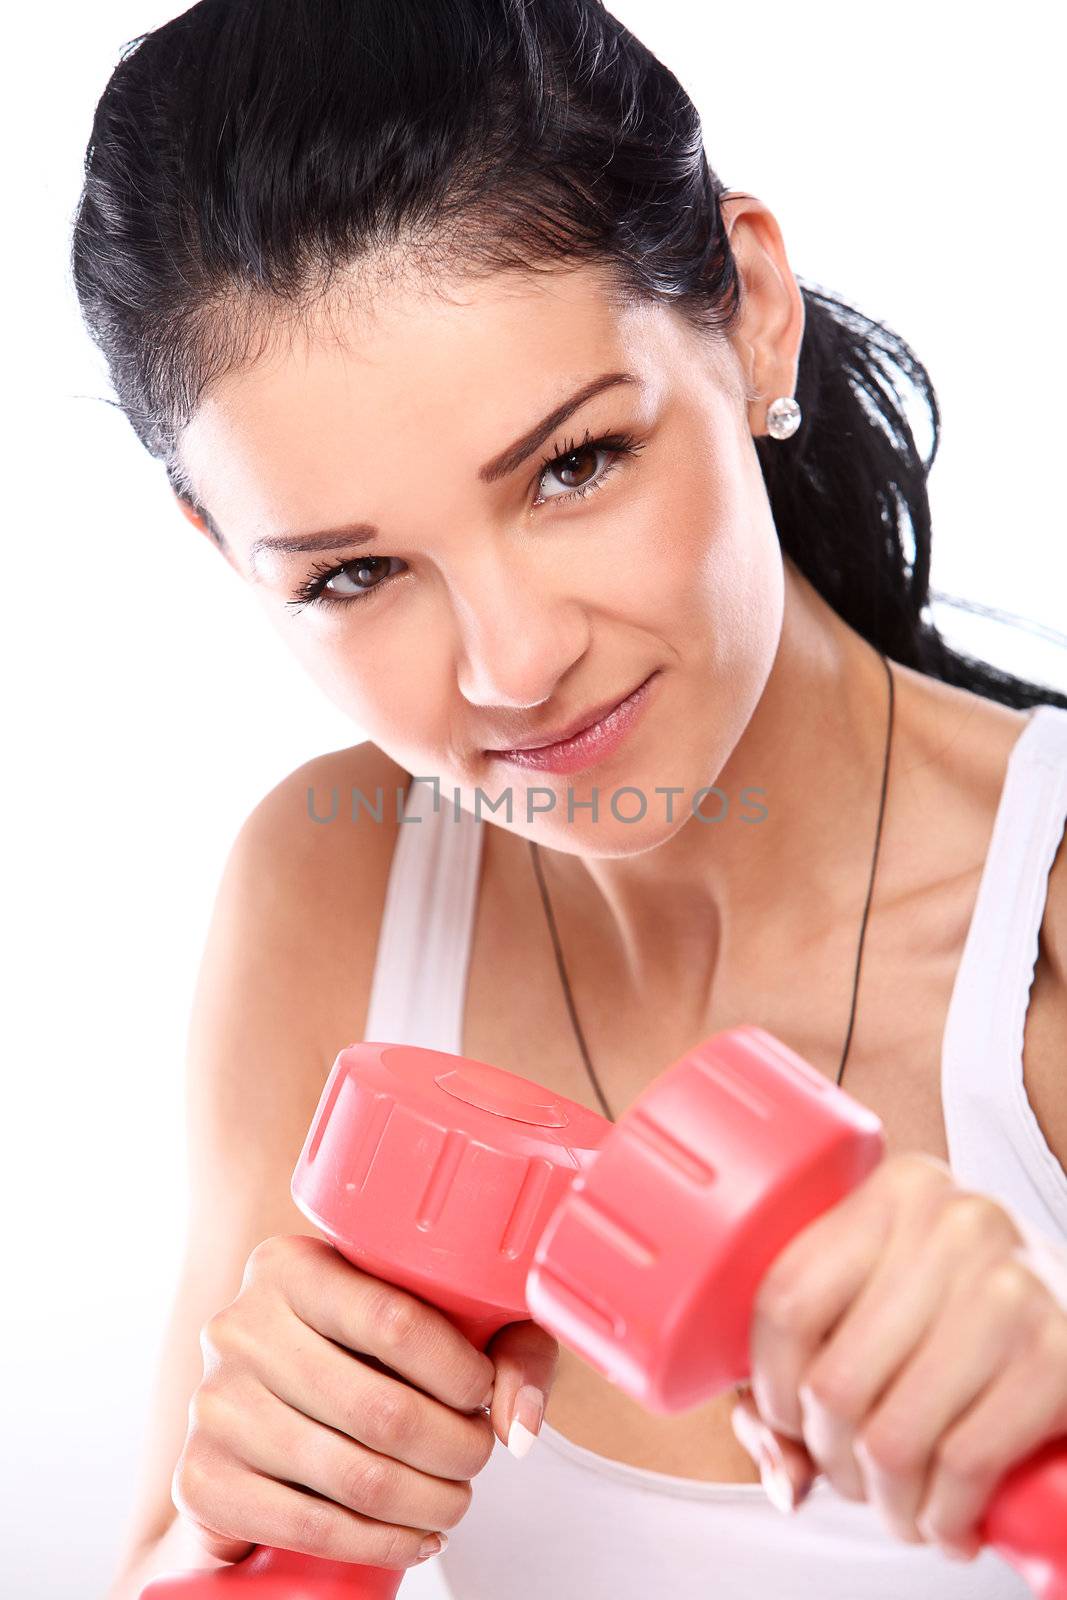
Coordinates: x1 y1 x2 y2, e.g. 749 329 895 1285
452 558 590 712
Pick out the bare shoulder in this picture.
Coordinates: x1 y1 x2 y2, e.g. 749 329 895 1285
183 736 416 1215
876 660 1031 911
243 738 413 895
236 739 414 1057
888 658 1032 806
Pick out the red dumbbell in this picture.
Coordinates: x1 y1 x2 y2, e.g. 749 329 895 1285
142 1027 1067 1599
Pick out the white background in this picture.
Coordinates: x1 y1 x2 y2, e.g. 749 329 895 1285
3 3 1065 1595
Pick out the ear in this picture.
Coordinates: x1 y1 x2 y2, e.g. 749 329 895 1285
719 193 805 438
173 493 212 539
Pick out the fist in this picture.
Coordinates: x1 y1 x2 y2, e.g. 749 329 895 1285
730 1152 1067 1561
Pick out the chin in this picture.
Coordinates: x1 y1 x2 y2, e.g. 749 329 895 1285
473 745 719 857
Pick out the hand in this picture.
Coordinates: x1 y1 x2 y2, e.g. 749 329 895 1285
174 1234 555 1570
729 1152 1067 1562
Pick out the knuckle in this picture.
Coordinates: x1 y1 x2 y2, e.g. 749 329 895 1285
939 1191 1013 1246
361 1381 417 1448
244 1236 282 1280
171 1451 199 1514
377 1520 418 1570
753 1274 818 1338
802 1368 864 1425
370 1287 421 1353
201 1303 257 1360
880 1151 953 1199
936 1430 996 1484
199 1306 234 1357
337 1449 393 1515
855 1421 923 1477
289 1496 335 1556
469 1419 497 1475
887 1150 941 1182
980 1257 1035 1311
186 1384 227 1441
172 1448 218 1524
200 1309 254 1377
242 1233 320 1291
440 1479 474 1528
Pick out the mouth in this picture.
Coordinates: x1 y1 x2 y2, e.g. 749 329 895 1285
485 674 657 753
484 671 660 775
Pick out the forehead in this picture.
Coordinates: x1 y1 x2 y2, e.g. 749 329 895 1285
177 262 685 540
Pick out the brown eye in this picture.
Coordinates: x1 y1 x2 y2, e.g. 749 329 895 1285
533 428 644 507
553 447 600 489
286 553 406 613
324 556 400 596
537 443 614 503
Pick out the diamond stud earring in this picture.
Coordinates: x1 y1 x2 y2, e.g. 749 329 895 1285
766 396 801 440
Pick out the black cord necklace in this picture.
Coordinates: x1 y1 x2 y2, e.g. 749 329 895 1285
527 650 896 1416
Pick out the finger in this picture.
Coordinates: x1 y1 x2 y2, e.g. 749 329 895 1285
284 1251 496 1414
250 1318 494 1481
793 1203 1011 1497
746 1156 956 1445
176 1453 435 1570
730 1392 819 1506
797 1198 1021 1506
222 1381 475 1536
914 1316 1067 1552
850 1255 1044 1542
748 1174 894 1442
484 1319 560 1446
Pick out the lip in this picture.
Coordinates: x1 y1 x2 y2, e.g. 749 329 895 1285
486 671 660 774
488 677 653 752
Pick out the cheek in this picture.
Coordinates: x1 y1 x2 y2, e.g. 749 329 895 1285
259 600 443 736
329 631 458 763
616 443 783 671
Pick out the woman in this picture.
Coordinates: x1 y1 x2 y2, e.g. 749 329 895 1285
75 2 1067 1597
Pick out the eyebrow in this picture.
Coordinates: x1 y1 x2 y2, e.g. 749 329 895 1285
246 369 640 576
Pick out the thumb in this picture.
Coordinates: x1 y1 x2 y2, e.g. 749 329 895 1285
730 1389 819 1513
482 1317 559 1457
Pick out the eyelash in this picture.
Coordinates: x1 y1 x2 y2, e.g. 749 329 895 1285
284 426 647 614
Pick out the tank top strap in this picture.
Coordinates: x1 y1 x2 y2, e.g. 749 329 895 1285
942 702 1067 1237
361 779 485 1054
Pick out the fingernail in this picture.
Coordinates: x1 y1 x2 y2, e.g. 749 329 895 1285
759 1446 796 1514
507 1384 545 1459
731 1404 784 1475
479 1380 496 1409
730 1403 762 1457
417 1532 448 1560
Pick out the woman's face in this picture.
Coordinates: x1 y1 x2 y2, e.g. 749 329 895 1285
178 210 801 858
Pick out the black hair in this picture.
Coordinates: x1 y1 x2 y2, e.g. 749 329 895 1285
70 0 1065 709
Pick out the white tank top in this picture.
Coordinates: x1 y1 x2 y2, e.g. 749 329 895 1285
362 704 1067 1599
